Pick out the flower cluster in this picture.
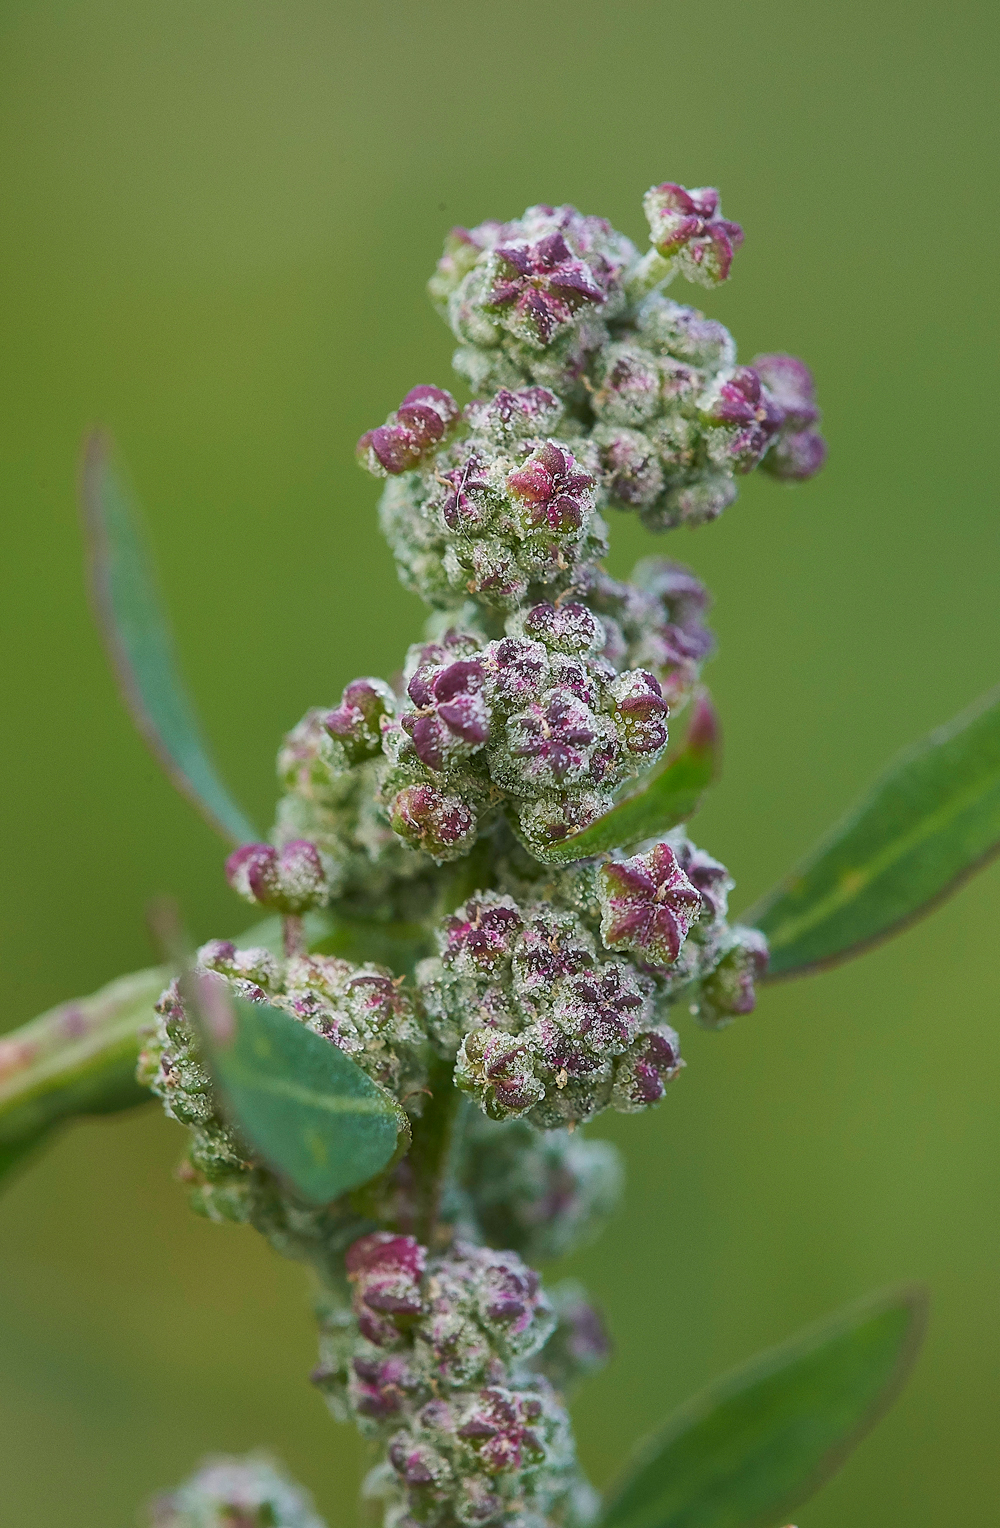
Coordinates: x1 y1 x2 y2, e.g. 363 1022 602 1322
148 1454 328 1528
416 893 683 1127
429 204 637 400
375 384 610 612
313 1232 597 1528
138 184 795 1528
379 607 669 860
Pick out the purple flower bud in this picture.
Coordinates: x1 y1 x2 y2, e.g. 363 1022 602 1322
505 689 600 788
592 346 662 427
520 601 605 658
751 354 820 428
401 658 490 772
323 677 393 764
389 784 478 860
456 1029 546 1121
506 442 595 534
512 910 595 995
346 1233 426 1344
483 636 549 710
643 183 744 284
457 1387 546 1471
612 1024 683 1110
351 1354 415 1419
357 385 460 477
763 428 828 482
225 839 328 914
485 234 607 346
671 833 732 922
698 927 770 1028
702 366 784 472
594 426 665 509
560 964 647 1055
443 897 524 972
599 843 703 967
611 670 669 756
464 386 563 443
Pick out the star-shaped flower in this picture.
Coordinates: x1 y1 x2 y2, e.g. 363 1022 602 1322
598 842 703 967
485 231 607 346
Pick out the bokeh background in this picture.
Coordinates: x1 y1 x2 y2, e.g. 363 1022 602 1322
1 1 997 1523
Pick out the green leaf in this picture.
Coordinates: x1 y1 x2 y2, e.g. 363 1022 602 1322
191 982 407 1204
0 967 167 1189
601 1285 927 1528
541 696 719 865
746 684 1000 979
80 430 259 847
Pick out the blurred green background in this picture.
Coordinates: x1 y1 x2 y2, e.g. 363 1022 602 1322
1 1 997 1523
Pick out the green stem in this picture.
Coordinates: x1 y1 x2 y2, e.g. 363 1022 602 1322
405 1054 463 1246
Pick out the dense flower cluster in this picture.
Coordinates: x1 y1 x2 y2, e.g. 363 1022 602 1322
313 1233 597 1528
380 609 669 860
416 893 683 1126
148 1454 327 1528
140 184 802 1528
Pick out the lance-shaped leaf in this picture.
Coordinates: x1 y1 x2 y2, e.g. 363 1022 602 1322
540 696 719 865
0 967 166 1189
601 1284 927 1528
746 684 1000 980
189 975 408 1204
81 431 259 846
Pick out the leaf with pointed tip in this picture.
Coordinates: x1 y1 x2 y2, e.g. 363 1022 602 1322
746 684 1000 980
601 1285 927 1528
0 967 167 1189
80 431 259 847
191 983 408 1204
540 696 720 865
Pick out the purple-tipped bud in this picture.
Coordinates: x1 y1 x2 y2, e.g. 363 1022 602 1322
456 1029 546 1121
389 784 478 860
612 1024 683 1110
560 963 647 1055
506 443 595 533
506 690 599 787
698 927 770 1028
592 346 662 427
485 234 607 346
763 428 828 481
324 677 393 764
350 1354 415 1419
464 386 564 443
401 658 490 771
599 843 703 967
357 385 460 476
225 839 328 914
702 366 784 471
443 896 524 972
520 601 605 658
346 1232 426 1345
611 670 669 756
643 183 744 285
595 426 665 508
750 354 826 482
